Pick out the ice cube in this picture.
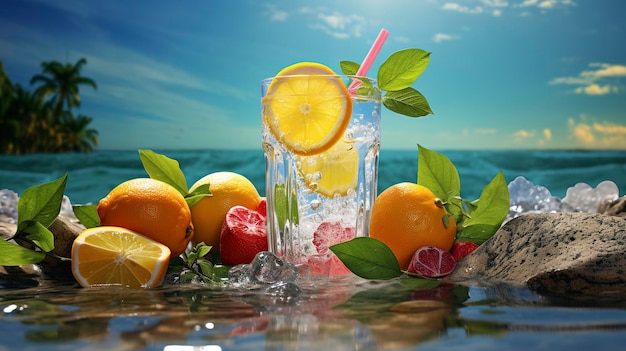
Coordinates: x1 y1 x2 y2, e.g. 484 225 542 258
251 251 298 284
562 181 619 213
507 176 565 220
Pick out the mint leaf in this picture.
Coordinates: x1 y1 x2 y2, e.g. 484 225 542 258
340 60 360 75
72 204 100 229
417 145 460 202
378 48 431 91
383 87 433 117
0 240 46 265
138 149 188 196
330 237 402 280
17 173 67 230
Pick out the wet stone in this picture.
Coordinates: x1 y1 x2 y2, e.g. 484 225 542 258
447 212 626 295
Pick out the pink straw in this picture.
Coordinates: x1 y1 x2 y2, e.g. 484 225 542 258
348 28 389 93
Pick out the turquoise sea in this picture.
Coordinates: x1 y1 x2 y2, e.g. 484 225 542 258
1 149 626 204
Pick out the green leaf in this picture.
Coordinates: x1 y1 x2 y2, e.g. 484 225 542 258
195 243 213 258
417 145 460 202
456 224 500 244
274 184 298 227
330 237 402 280
138 149 188 196
382 88 433 117
185 183 211 208
340 60 360 75
197 259 214 278
458 170 509 243
0 240 46 265
212 265 231 279
72 204 100 229
378 48 431 91
20 220 55 252
17 173 67 229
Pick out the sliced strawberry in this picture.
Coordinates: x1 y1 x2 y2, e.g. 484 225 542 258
310 222 355 276
219 206 268 266
451 241 479 262
407 246 456 278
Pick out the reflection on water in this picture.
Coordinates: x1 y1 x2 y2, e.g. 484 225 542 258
2 274 626 351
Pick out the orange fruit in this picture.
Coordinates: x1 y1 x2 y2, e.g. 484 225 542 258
369 182 457 270
297 138 358 197
262 62 353 156
71 226 171 288
97 178 194 257
189 172 262 249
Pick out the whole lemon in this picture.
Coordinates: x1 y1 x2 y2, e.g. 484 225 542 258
369 182 456 270
97 178 194 257
189 172 262 249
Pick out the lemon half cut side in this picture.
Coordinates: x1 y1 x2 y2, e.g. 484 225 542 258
71 226 171 289
263 62 353 156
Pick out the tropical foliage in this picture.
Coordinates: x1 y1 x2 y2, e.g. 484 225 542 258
0 58 99 154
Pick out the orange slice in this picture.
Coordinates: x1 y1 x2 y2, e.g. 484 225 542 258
263 62 352 156
71 226 171 288
298 139 359 197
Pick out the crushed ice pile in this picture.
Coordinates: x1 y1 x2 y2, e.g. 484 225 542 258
507 176 620 221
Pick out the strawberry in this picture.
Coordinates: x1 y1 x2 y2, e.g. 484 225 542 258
451 241 480 262
309 222 355 276
256 198 267 217
219 206 268 266
407 246 456 278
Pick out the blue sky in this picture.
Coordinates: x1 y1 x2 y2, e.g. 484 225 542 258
1 0 625 150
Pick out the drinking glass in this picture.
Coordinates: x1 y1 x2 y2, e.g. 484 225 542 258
261 75 381 282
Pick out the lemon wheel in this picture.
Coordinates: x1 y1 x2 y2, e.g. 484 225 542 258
263 62 352 156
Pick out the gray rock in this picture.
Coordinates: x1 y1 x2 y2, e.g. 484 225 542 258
447 212 626 295
599 196 626 218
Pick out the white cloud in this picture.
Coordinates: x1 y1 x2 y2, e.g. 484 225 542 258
517 0 576 8
266 6 366 39
433 33 460 43
549 63 626 95
442 3 484 14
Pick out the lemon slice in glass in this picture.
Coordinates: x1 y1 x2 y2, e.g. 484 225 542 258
263 62 352 156
298 139 359 197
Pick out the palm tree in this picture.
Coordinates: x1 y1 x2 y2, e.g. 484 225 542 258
57 111 99 152
30 57 97 121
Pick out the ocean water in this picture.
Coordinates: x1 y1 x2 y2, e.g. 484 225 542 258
1 149 625 205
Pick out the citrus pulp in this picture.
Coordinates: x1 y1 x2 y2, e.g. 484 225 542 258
263 62 352 156
71 226 171 288
97 178 194 257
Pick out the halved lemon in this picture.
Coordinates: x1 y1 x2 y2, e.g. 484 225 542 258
263 62 352 156
71 226 171 288
298 139 359 197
